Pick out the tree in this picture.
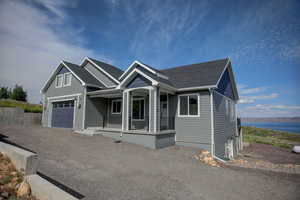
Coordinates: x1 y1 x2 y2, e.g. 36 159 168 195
0 87 10 99
10 85 27 102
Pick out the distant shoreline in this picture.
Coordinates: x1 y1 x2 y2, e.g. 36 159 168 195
242 117 300 123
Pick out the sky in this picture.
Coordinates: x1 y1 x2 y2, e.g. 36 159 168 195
0 0 299 117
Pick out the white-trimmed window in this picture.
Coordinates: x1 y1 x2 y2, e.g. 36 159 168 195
178 94 200 117
111 99 122 114
63 73 72 86
132 98 145 120
55 74 63 88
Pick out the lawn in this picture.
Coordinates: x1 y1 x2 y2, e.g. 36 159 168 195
242 126 300 149
0 99 42 113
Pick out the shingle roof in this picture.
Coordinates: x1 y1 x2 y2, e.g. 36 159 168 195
88 58 123 80
63 61 105 87
160 58 229 89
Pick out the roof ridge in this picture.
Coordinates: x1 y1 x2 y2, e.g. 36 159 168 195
88 57 122 71
160 58 229 72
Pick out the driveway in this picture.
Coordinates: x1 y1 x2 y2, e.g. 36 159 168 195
0 125 299 200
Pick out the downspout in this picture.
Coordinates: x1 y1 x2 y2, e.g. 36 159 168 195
209 89 215 156
82 86 87 130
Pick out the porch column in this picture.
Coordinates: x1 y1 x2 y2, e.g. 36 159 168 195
153 86 160 133
122 91 126 131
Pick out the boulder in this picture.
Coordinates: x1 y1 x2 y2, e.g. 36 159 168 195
292 146 300 154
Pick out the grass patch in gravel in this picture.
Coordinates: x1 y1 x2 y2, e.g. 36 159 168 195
242 126 300 149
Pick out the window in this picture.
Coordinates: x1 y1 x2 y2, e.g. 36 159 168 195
178 94 199 117
132 98 144 120
64 73 72 86
111 99 122 114
55 75 63 88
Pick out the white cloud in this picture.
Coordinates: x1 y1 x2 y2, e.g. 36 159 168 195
238 104 300 117
0 0 111 103
239 86 267 95
106 0 209 64
239 93 279 104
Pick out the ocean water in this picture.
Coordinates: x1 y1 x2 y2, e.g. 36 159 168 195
242 122 300 134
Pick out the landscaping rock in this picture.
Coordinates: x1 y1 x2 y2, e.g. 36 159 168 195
194 150 221 167
17 181 31 197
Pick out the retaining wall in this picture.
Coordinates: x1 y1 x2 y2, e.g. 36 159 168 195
0 107 41 126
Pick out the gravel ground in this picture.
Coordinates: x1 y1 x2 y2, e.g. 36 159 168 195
1 125 300 200
242 143 300 165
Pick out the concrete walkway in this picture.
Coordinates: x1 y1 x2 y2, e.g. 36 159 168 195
1 125 299 200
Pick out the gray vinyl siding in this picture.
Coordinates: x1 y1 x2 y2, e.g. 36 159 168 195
84 63 117 87
216 68 235 100
175 90 212 150
213 90 237 159
85 97 107 128
126 74 152 88
107 98 122 129
42 66 85 130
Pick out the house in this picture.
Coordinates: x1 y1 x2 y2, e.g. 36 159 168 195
41 57 241 160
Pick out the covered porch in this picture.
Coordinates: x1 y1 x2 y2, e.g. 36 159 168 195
85 86 175 134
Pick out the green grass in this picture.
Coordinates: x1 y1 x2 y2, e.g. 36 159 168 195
242 126 300 149
0 99 42 113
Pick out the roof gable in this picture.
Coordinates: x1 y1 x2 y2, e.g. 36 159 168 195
80 57 122 84
119 61 168 81
41 61 105 93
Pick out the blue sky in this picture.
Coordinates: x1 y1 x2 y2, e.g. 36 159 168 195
0 0 299 117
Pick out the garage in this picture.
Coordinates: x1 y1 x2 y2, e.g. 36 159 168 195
51 100 75 128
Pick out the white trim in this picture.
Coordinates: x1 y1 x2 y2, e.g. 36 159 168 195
177 93 200 117
117 68 159 89
149 88 152 132
61 62 85 86
126 91 129 130
177 85 216 92
131 97 145 121
154 87 157 132
122 92 126 131
47 93 82 100
213 155 226 163
216 59 230 86
84 66 110 88
84 57 120 84
41 63 63 93
63 72 72 87
210 89 215 156
49 97 76 103
82 87 87 129
55 74 63 88
119 60 168 80
123 86 153 92
48 98 77 129
111 99 122 114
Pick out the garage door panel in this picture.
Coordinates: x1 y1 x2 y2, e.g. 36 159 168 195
51 101 74 128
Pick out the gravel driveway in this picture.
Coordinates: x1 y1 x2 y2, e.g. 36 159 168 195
0 125 299 200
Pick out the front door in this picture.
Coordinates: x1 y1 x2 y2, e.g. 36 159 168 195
160 94 168 130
